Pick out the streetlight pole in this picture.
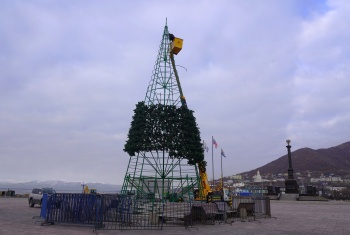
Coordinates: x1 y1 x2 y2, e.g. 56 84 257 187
81 182 85 194
227 180 233 194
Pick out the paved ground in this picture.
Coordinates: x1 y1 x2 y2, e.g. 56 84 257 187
0 197 349 235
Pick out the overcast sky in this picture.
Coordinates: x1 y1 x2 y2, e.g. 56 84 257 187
1 0 349 185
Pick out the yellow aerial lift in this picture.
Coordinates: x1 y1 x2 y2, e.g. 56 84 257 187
83 185 97 194
169 33 229 203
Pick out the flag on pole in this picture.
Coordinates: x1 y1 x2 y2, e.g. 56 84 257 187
212 137 218 148
203 141 209 152
221 148 226 158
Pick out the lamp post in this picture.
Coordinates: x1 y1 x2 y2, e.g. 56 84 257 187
227 180 233 195
81 182 85 194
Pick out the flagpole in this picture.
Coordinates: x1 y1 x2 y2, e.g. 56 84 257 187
212 136 214 190
221 148 223 190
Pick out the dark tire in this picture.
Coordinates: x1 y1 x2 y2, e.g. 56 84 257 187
29 198 35 207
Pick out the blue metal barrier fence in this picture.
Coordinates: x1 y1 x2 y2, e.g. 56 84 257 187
43 193 272 230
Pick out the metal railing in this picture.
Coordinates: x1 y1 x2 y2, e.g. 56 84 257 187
46 193 101 225
43 193 273 230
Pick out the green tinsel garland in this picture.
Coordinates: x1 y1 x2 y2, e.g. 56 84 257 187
124 102 205 165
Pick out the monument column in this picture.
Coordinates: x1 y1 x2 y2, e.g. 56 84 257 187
285 139 299 194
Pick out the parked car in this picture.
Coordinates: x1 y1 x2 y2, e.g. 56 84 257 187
28 188 56 207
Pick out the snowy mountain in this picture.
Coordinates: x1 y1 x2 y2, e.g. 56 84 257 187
0 180 122 195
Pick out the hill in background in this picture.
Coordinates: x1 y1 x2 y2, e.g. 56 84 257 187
3 142 349 194
241 141 350 178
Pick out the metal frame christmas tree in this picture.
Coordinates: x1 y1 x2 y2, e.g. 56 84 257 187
121 21 204 202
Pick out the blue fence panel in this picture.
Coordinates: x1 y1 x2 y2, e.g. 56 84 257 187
46 193 102 225
40 194 48 219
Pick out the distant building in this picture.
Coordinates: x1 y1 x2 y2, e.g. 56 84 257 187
230 175 242 180
233 182 245 187
327 186 346 191
253 171 262 182
343 179 350 183
310 176 342 183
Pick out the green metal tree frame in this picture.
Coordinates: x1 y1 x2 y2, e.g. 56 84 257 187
121 22 204 202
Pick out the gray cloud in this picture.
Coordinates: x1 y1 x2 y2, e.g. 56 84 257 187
1 0 349 184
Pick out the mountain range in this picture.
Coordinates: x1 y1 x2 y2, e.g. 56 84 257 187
241 141 350 178
0 180 121 195
2 141 349 194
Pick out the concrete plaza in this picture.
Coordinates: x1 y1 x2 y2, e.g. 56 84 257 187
0 197 349 235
